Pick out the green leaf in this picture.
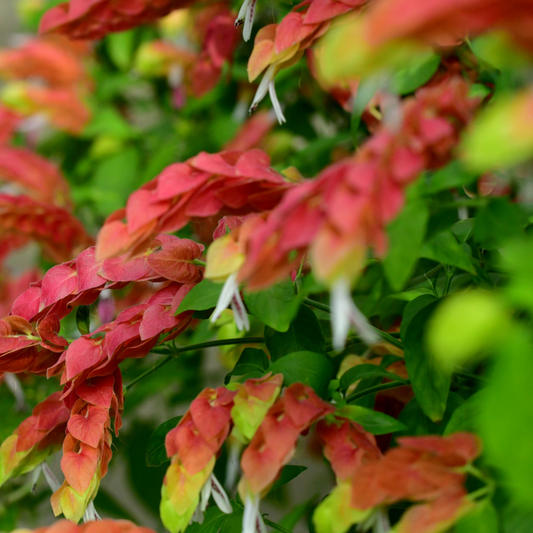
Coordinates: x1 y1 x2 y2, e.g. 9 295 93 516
106 30 136 71
146 416 181 467
427 161 477 193
455 500 498 533
420 231 476 273
445 391 484 435
478 326 533 507
219 505 243 533
76 305 91 336
176 279 224 314
390 52 441 95
400 295 437 342
269 465 307 493
186 506 228 533
383 200 429 291
351 76 380 137
340 364 407 393
474 198 526 249
265 306 326 361
403 300 451 422
244 280 301 332
270 351 333 398
224 348 269 384
338 405 406 435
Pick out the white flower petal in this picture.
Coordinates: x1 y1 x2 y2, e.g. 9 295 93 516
235 0 251 27
83 502 101 523
331 278 352 351
243 496 259 533
211 273 239 324
242 0 258 41
210 474 232 514
231 289 250 332
331 278 378 350
250 65 277 116
42 462 60 492
268 80 286 124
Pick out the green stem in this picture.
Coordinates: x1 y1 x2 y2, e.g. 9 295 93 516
173 337 264 353
124 337 265 393
405 265 443 289
302 298 403 350
124 355 173 394
454 369 488 384
442 268 456 296
263 518 294 533
191 259 207 267
346 380 410 403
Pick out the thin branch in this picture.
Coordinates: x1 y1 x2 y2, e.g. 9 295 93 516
124 337 265 393
346 381 410 403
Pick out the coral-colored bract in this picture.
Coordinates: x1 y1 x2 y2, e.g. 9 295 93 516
40 0 197 40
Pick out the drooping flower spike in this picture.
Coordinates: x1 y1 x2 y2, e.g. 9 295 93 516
239 383 335 533
246 0 366 122
161 386 236 533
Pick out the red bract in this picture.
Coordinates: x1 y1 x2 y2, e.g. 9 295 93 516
95 149 291 261
162 386 236 532
0 268 41 318
346 433 481 533
239 383 334 495
247 0 366 122
23 519 157 533
0 37 88 88
52 371 123 522
0 194 93 263
235 76 479 289
10 236 202 324
0 146 71 206
40 0 197 40
316 417 381 481
0 106 20 144
366 0 533 51
0 315 65 374
4 85 91 135
223 111 276 152
0 392 69 487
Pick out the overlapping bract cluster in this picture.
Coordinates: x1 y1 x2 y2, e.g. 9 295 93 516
40 0 196 40
366 0 533 52
0 236 204 521
239 383 334 496
247 0 366 121
13 519 156 533
0 194 92 264
161 378 337 533
95 149 291 261
162 386 236 532
0 392 69 487
314 432 481 533
51 371 122 522
235 76 479 289
0 37 91 135
137 3 240 100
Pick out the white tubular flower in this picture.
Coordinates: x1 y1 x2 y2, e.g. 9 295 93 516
42 462 60 492
235 0 258 41
193 474 233 524
331 278 379 351
243 495 267 533
211 273 250 332
83 502 102 523
249 64 286 125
